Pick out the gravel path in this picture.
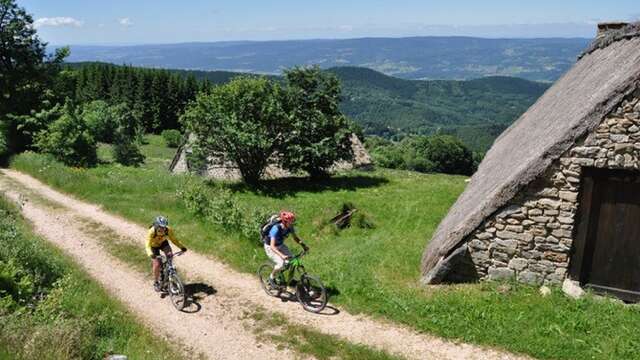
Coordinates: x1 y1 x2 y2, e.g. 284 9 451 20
0 169 529 360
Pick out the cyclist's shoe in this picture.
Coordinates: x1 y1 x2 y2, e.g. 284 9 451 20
268 276 278 289
153 281 161 292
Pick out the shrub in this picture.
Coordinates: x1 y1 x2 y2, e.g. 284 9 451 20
366 134 475 175
0 199 64 313
112 136 145 166
0 121 8 163
81 100 118 143
35 103 97 168
412 135 475 175
177 180 263 241
161 129 183 148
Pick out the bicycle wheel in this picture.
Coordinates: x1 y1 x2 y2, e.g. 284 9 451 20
168 273 186 311
257 263 280 297
295 273 327 313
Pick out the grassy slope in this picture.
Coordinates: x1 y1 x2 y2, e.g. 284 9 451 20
0 195 186 360
10 135 640 360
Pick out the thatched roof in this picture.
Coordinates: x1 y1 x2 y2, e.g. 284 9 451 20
421 25 640 283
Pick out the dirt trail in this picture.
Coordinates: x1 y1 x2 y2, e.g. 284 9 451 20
1 169 528 360
0 178 295 360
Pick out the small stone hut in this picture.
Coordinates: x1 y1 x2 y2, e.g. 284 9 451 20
421 22 640 301
169 133 373 180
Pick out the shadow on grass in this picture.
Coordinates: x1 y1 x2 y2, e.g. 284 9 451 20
181 282 217 314
223 174 389 198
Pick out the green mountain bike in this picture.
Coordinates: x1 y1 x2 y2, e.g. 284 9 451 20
257 250 327 313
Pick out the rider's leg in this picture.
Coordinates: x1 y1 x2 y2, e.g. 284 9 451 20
270 244 293 279
152 257 161 281
160 242 173 258
264 244 285 280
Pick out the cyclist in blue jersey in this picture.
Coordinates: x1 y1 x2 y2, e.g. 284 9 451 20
263 211 309 287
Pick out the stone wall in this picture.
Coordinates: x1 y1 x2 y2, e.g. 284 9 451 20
465 90 640 285
170 134 373 180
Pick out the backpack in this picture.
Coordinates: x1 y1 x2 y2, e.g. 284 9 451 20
259 214 281 243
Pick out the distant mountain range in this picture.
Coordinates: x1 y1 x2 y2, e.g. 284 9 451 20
61 36 591 81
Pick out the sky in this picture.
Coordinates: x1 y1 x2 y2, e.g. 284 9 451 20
18 0 640 45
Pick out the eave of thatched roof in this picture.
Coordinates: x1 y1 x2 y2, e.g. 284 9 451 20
421 31 640 283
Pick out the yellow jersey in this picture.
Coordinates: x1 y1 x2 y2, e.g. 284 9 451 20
145 226 185 257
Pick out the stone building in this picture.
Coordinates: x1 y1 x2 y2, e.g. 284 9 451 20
169 133 373 180
421 22 640 301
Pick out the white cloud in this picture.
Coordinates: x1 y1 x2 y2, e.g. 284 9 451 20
118 18 133 27
34 17 83 29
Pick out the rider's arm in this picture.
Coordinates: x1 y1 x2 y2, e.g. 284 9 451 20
270 236 289 259
145 228 155 258
167 227 186 251
292 229 309 250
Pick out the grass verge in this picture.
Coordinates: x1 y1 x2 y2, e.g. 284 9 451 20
0 194 189 360
9 136 640 359
246 306 404 360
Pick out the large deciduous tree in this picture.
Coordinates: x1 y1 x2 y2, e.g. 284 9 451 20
0 0 67 158
280 66 354 178
180 76 286 185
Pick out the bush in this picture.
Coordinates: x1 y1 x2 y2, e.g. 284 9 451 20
112 137 145 166
177 180 263 241
412 135 475 175
367 134 476 175
35 103 97 168
0 121 8 163
81 100 118 143
161 129 183 148
0 199 64 313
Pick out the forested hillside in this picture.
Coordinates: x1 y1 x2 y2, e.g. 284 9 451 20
329 67 549 151
63 63 547 152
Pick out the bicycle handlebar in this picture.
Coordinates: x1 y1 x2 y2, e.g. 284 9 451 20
290 249 307 260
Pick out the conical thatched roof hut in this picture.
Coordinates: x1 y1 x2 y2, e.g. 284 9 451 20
421 22 640 300
169 133 372 180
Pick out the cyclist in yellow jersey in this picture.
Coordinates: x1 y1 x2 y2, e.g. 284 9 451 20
147 216 187 292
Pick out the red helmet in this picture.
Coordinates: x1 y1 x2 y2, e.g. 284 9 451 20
280 211 296 225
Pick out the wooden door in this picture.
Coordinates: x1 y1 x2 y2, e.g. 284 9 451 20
571 168 640 301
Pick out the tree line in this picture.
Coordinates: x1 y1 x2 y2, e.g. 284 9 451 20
67 63 211 132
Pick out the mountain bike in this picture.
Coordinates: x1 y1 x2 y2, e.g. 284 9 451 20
257 250 327 313
159 251 186 311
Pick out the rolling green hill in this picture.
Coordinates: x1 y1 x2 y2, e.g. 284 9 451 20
67 62 549 152
328 67 549 151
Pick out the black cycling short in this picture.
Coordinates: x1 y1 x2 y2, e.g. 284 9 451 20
151 240 171 258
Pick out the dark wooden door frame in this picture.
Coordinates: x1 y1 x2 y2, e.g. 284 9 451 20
569 167 640 302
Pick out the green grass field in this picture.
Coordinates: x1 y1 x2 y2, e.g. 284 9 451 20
10 135 640 360
0 195 187 360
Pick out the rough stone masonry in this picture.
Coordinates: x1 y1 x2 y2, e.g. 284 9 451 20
465 89 640 285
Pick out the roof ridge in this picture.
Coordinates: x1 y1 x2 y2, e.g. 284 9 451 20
579 22 640 59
